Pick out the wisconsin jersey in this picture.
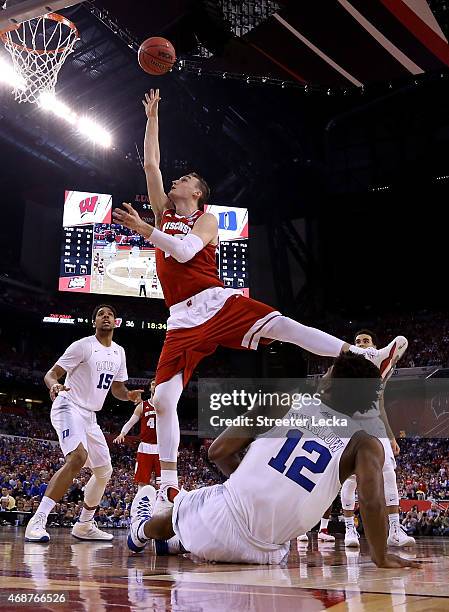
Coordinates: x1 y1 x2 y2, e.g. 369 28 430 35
56 336 128 411
224 402 362 546
140 400 157 445
156 208 223 307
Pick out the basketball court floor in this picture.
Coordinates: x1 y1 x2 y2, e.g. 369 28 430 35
91 248 162 299
0 529 448 610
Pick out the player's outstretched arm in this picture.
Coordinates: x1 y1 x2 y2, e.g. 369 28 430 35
44 364 70 401
142 89 170 224
111 382 143 405
113 404 142 443
355 436 420 569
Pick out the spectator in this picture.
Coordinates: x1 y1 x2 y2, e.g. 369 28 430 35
1 487 15 510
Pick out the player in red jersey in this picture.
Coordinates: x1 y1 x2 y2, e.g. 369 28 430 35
113 89 403 501
113 380 161 489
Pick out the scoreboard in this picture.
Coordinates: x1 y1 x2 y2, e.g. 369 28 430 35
220 241 248 290
58 191 249 298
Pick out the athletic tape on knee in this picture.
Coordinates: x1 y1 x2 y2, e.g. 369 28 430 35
341 475 357 510
383 467 399 506
83 463 113 508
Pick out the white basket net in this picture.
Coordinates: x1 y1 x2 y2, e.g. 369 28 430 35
1 12 79 104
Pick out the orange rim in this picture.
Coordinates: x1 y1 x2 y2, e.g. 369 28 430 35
0 13 79 55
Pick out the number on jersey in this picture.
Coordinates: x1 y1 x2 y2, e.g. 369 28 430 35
97 373 113 390
268 429 331 492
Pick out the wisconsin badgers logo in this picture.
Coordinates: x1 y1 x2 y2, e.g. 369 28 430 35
79 195 99 218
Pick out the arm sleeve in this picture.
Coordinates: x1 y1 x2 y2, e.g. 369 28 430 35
150 228 204 263
56 339 90 373
115 347 128 382
120 413 140 435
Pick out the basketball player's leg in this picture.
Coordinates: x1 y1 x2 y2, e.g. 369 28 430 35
380 439 415 546
152 372 183 493
71 422 114 540
25 442 88 542
134 452 157 490
212 295 359 357
261 315 351 356
317 505 335 541
341 476 360 547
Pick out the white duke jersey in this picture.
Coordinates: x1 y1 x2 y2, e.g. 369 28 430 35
56 336 128 411
224 402 362 546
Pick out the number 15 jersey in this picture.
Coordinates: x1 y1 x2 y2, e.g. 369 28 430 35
223 402 362 546
56 335 128 411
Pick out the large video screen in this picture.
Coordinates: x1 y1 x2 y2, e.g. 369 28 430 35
59 191 249 299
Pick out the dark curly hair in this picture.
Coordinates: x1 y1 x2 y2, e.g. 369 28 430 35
329 352 381 417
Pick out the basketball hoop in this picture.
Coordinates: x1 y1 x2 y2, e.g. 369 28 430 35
0 12 79 104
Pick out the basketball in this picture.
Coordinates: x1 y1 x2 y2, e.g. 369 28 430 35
138 37 176 76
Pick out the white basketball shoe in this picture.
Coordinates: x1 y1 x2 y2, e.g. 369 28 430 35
128 485 156 553
25 512 50 543
344 524 360 547
387 523 416 547
318 529 335 542
297 533 309 542
153 484 180 514
353 336 408 379
71 520 113 541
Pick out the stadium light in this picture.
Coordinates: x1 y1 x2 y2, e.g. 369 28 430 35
77 117 112 148
39 92 77 124
0 57 26 90
1 57 112 147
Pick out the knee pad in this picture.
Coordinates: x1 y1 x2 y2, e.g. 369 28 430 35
341 475 357 510
84 463 113 508
383 467 399 506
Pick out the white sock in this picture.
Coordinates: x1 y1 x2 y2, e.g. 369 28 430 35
388 513 400 527
35 496 55 519
160 469 178 488
344 516 355 529
265 316 345 357
137 521 149 542
320 518 329 530
79 507 96 523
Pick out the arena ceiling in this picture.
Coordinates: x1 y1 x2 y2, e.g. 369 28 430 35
100 0 449 86
1 1 449 212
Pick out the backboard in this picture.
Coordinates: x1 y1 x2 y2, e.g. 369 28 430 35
0 0 82 32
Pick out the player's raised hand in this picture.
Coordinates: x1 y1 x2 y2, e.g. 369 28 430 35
113 433 125 444
113 203 145 233
375 553 422 569
142 89 161 119
127 389 144 405
50 383 70 402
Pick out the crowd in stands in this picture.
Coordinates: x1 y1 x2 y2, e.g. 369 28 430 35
305 309 449 374
1 424 448 536
400 505 449 537
0 435 223 529
396 438 449 502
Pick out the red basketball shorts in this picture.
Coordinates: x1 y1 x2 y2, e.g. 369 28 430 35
155 291 281 387
134 453 161 484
